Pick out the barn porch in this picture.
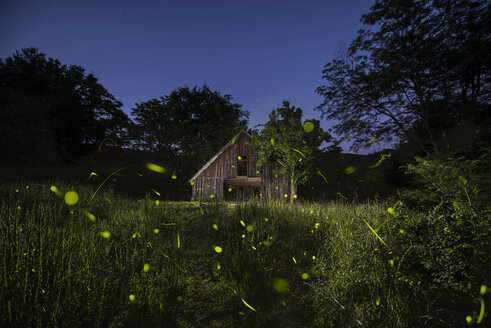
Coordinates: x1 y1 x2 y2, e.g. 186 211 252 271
223 177 261 200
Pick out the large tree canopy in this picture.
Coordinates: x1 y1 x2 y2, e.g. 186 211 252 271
250 101 333 202
130 85 249 169
0 47 129 162
316 0 490 156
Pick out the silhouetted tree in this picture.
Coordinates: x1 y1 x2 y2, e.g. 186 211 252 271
0 48 129 162
130 85 249 173
250 101 333 203
316 0 490 156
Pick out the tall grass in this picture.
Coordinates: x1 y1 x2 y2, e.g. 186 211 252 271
0 180 488 327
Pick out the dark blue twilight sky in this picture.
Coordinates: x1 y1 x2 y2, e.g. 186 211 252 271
0 0 375 151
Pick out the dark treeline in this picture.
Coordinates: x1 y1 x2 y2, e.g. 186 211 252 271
0 49 249 199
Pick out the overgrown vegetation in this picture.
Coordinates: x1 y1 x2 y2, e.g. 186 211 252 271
1 179 488 327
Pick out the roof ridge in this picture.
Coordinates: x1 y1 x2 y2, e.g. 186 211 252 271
188 129 251 182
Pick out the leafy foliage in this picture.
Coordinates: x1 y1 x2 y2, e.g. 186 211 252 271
250 101 333 201
315 0 490 155
389 202 490 295
401 151 491 209
393 149 491 299
0 48 130 162
130 85 249 169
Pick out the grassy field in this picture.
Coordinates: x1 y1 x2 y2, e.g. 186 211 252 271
1 180 489 327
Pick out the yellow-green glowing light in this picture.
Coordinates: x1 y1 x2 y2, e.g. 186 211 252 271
363 219 389 248
344 166 357 174
301 273 309 280
129 294 135 302
64 191 79 205
368 153 391 168
214 246 222 253
241 298 257 312
246 225 253 232
303 121 314 132
292 148 307 159
143 263 150 272
272 277 290 293
50 186 62 196
477 297 485 323
80 209 96 222
99 230 111 239
145 163 166 173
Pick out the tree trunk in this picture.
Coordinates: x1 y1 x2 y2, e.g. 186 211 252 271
422 111 439 155
290 176 296 204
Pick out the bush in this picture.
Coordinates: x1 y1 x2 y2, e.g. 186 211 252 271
401 150 491 210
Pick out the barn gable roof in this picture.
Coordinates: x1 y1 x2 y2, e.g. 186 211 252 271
188 130 252 182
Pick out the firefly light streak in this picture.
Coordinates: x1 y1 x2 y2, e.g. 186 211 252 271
363 219 389 248
89 164 134 203
98 138 119 151
368 153 391 169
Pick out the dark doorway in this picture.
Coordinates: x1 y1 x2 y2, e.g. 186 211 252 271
224 185 237 201
223 185 260 200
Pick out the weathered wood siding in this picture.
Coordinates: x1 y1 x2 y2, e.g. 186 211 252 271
191 131 291 200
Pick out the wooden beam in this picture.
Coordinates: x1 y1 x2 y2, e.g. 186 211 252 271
224 177 261 188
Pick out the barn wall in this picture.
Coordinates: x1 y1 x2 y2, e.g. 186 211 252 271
191 132 291 201
260 162 290 200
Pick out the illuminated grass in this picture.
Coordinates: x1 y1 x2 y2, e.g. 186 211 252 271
0 181 487 327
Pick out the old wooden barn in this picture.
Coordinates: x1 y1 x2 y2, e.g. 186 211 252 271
189 130 292 201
